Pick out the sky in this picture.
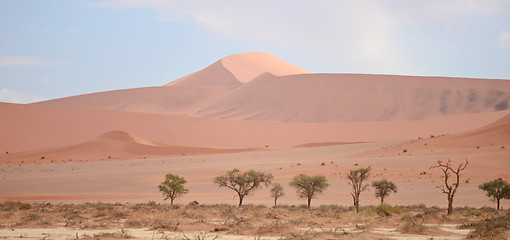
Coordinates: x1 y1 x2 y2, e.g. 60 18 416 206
1 0 510 103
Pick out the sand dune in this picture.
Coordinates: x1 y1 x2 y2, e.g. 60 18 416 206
1 102 508 155
359 111 510 159
0 130 259 166
35 85 234 116
34 53 510 123
166 52 310 87
197 73 510 122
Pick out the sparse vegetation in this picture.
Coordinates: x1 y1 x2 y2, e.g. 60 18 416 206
0 201 508 239
214 169 273 207
347 167 371 213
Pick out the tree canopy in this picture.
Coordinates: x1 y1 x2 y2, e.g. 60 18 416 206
213 169 273 207
270 183 285 206
289 174 329 209
479 178 510 210
158 173 188 205
372 179 397 204
347 167 371 213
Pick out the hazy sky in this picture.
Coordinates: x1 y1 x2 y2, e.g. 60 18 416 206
1 0 510 103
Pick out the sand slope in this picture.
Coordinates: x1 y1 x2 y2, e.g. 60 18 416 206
35 85 233 116
1 102 508 155
0 130 258 165
197 73 510 122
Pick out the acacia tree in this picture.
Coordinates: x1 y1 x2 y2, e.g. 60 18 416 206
430 159 468 215
479 178 510 210
270 183 285 206
347 167 371 213
289 174 329 209
372 179 398 204
213 169 273 207
158 173 188 205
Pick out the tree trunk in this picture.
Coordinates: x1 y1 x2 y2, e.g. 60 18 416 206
380 197 384 204
355 199 359 213
497 198 500 210
238 195 244 207
307 197 311 209
447 197 453 215
274 198 277 207
170 198 174 205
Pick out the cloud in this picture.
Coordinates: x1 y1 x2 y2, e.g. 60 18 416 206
0 56 46 67
0 89 46 104
94 1 418 73
94 0 510 75
498 30 510 48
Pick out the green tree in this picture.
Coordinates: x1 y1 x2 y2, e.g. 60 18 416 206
479 178 510 210
289 174 329 209
430 159 468 215
214 169 273 207
270 183 285 206
158 173 188 205
347 167 371 213
372 179 398 204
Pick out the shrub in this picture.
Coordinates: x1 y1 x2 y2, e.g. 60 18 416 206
465 214 510 239
19 203 32 210
377 203 396 216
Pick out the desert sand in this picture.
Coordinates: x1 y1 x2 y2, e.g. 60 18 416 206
1 52 510 210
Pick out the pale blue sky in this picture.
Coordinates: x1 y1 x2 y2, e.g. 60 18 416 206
1 0 510 103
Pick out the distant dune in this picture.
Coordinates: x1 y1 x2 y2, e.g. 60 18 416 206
197 73 510 122
166 52 311 87
36 53 510 122
35 85 233 116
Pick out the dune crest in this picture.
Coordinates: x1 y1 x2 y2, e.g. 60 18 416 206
166 52 310 87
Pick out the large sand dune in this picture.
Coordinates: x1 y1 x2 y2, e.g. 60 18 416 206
36 53 510 123
197 73 510 122
166 52 311 87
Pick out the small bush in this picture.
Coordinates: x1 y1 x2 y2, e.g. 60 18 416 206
151 218 179 231
124 220 146 228
465 215 510 239
21 212 41 222
19 203 32 210
377 203 396 216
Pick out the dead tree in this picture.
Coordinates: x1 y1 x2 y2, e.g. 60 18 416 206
430 159 468 215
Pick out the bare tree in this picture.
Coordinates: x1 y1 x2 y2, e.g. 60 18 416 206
347 167 371 213
213 169 273 207
270 183 285 206
430 159 468 215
